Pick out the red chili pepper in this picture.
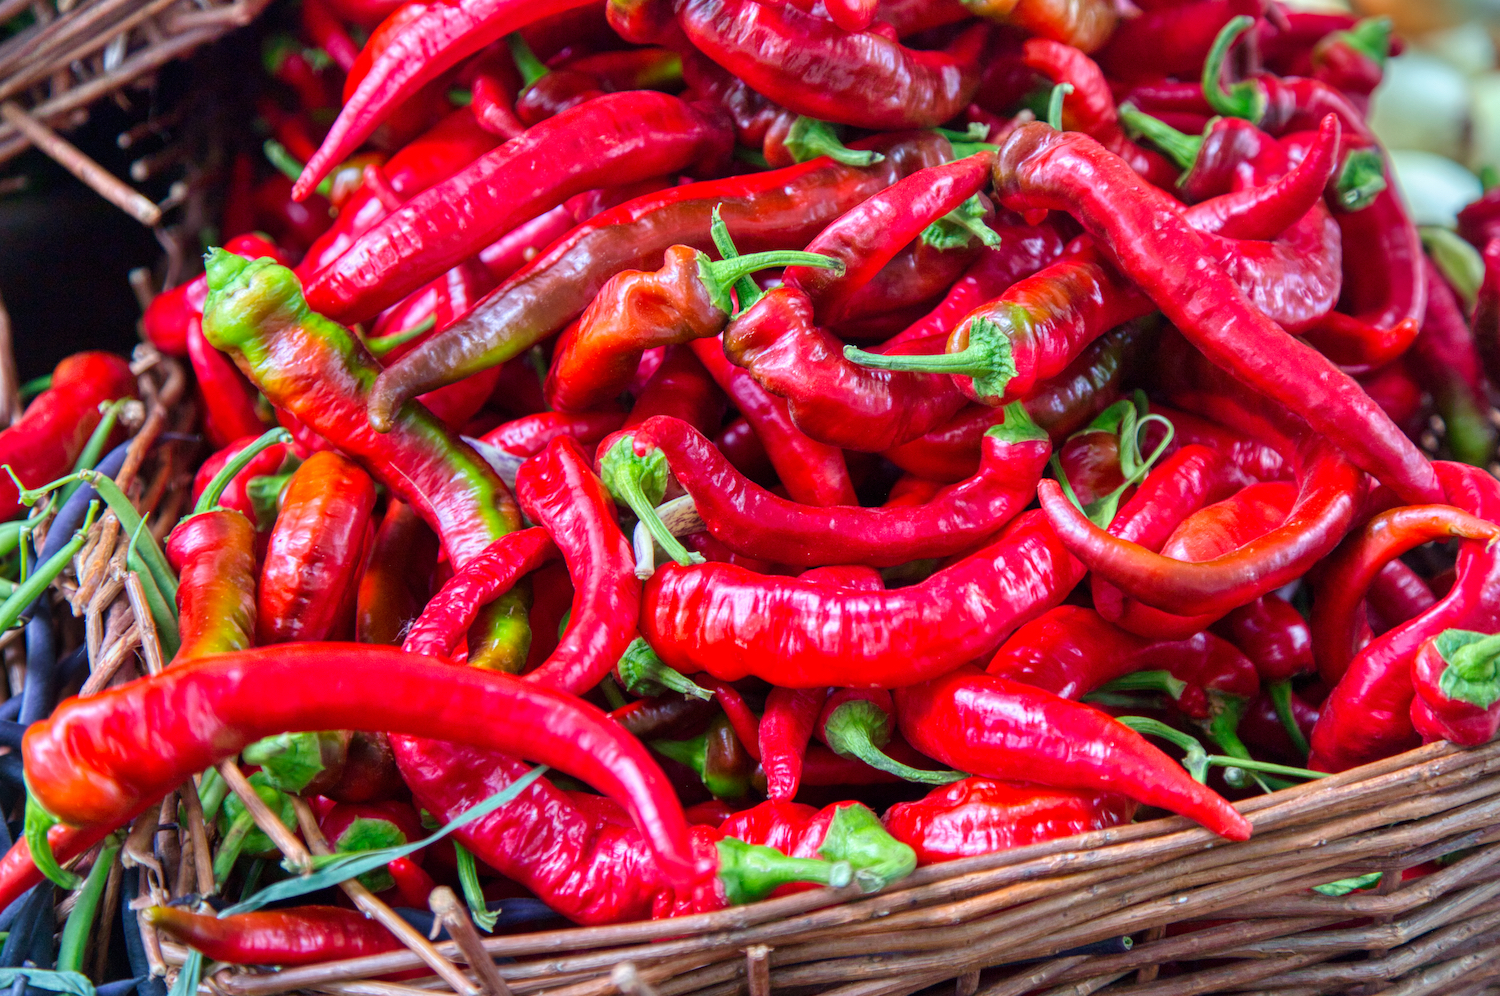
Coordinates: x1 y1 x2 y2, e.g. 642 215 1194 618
813 687 962 784
883 778 1137 865
301 0 360 71
386 855 439 908
143 906 401 966
0 352 136 523
994 122 1440 503
252 174 333 258
1310 504 1500 688
833 236 987 334
642 510 1082 689
1097 0 1263 85
894 667 1252 839
22 645 706 896
145 237 289 358
1214 593 1313 684
1368 559 1437 633
1148 405 1290 485
480 410 628 467
367 131 953 429
719 800 916 892
392 741 847 924
297 108 500 280
1410 259 1497 468
1022 39 1177 187
1411 628 1500 747
257 451 377 645
306 93 732 324
545 241 840 414
1310 17 1390 109
610 694 717 742
190 435 297 528
604 407 1049 570
666 0 988 130
758 687 828 801
1310 463 1500 772
712 417 774 487
294 0 597 198
188 317 273 448
687 338 855 508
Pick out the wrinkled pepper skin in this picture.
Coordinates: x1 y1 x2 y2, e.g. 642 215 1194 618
259 451 378 645
883 778 1137 865
166 511 258 664
143 906 401 966
0 352 136 522
201 250 531 671
642 510 1084 688
23 644 707 888
894 668 1251 840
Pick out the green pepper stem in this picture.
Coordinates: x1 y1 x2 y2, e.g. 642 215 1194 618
1093 669 1189 701
1046 82 1074 131
58 399 131 509
1205 755 1328 780
454 842 499 932
985 403 1049 445
1116 716 1210 783
715 837 852 905
599 439 704 569
1339 17 1392 65
710 205 763 313
1117 104 1204 171
1335 148 1387 212
195 427 293 515
507 32 548 87
213 807 258 888
1202 16 1264 122
1206 694 1251 762
824 701 967 785
364 315 436 360
19 374 51 402
1268 679 1310 760
844 314 1018 400
697 250 844 316
616 637 712 699
264 140 333 200
784 117 884 167
24 797 82 889
815 803 917 892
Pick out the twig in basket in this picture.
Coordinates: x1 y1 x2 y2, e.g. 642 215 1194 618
0 101 160 224
289 798 483 996
124 570 165 674
79 621 139 695
179 775 214 899
743 946 769 996
430 887 513 996
0 286 19 429
611 964 660 996
217 761 310 874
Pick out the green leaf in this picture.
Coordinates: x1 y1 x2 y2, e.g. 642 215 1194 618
454 842 498 932
218 766 548 916
1313 871 1382 896
169 950 203 996
0 969 97 996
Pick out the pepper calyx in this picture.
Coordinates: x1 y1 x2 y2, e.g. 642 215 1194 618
1045 82 1074 131
616 637 712 700
696 250 844 318
1117 104 1206 172
784 117 884 167
1201 16 1266 124
599 437 703 568
816 802 917 893
241 729 348 793
1435 629 1500 709
1335 148 1387 212
710 206 764 313
192 427 293 517
715 837 852 905
824 701 967 786
985 402 1049 446
921 193 1002 251
844 313 1019 402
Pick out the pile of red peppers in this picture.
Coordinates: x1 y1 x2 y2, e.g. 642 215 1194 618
10 0 1500 972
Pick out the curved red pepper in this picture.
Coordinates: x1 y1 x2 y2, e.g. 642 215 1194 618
994 122 1440 504
642 510 1083 689
1214 593 1313 684
306 92 733 323
167 510 258 665
894 668 1252 840
1411 630 1500 747
144 906 401 965
672 0 989 130
883 778 1137 865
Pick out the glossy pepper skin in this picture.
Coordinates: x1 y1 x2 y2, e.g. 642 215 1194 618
689 338 856 508
21 644 707 891
167 512 258 664
188 316 274 448
608 409 1049 568
883 778 1137 865
510 437 639 695
642 510 1083 689
993 122 1439 505
367 131 953 429
759 688 829 802
894 668 1251 840
667 0 988 130
1215 593 1313 684
1310 503 1500 688
1310 463 1500 772
259 451 378 645
294 0 596 198
393 742 848 925
143 906 401 966
0 352 136 522
202 250 531 671
305 92 734 323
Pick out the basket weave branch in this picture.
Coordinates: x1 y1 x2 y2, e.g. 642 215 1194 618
120 739 1500 996
0 0 270 166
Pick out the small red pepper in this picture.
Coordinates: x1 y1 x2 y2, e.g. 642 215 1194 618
1411 629 1500 747
0 352 136 523
758 687 828 802
883 778 1137 865
642 510 1083 689
258 451 378 645
1214 593 1313 685
143 906 402 966
356 499 440 646
894 667 1252 840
